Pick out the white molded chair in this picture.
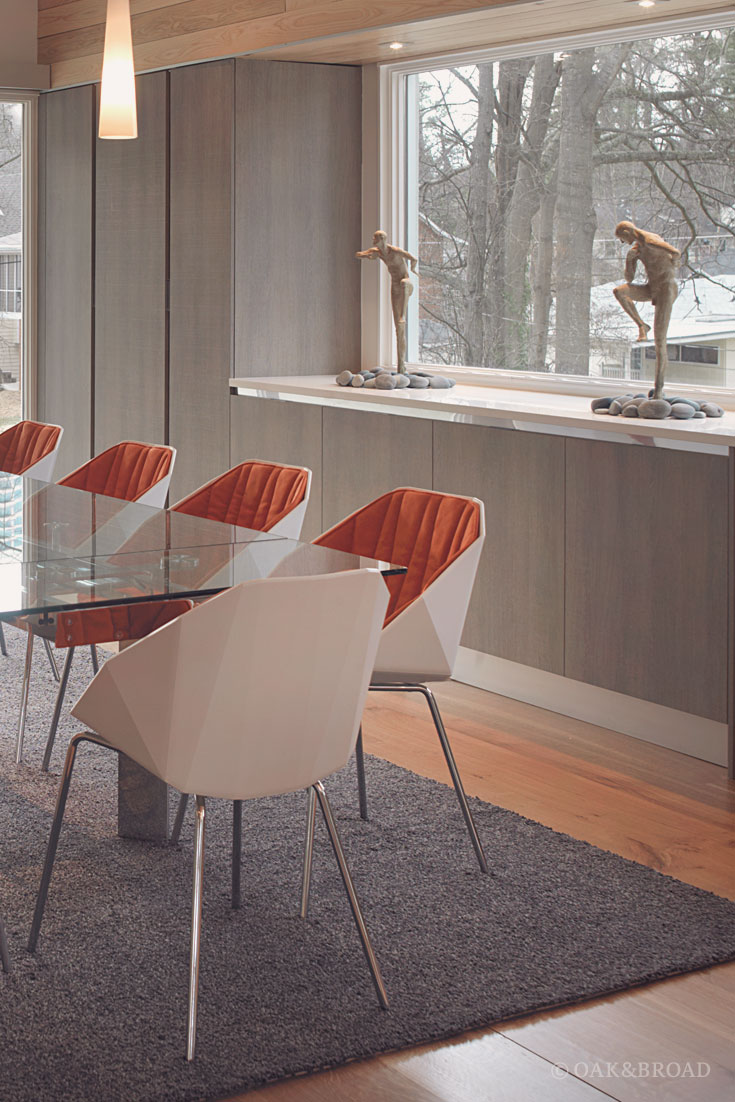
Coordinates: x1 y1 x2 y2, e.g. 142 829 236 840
28 569 390 1061
313 488 487 872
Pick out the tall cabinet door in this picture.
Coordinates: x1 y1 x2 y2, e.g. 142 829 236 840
169 61 234 501
38 85 95 477
94 72 168 453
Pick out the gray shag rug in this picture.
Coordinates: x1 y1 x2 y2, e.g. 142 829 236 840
0 631 734 1102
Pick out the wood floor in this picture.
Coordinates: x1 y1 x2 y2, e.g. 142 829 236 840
230 681 735 1102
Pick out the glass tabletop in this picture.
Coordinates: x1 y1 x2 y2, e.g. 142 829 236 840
0 472 284 562
0 539 403 619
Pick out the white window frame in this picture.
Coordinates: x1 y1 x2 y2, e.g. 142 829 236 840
0 90 38 420
368 9 735 402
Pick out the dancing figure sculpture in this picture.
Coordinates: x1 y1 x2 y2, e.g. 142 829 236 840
357 230 418 374
613 221 680 399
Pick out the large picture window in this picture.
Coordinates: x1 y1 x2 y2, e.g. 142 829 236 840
402 22 735 388
0 96 29 428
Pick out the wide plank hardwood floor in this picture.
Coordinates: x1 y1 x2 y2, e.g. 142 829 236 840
230 680 735 1102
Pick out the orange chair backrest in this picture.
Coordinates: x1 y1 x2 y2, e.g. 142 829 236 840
0 420 61 476
59 442 172 502
55 598 193 648
174 460 309 532
315 488 481 625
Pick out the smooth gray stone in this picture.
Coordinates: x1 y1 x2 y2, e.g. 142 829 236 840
412 370 434 378
639 399 672 419
407 375 430 388
668 397 700 411
701 403 724 418
591 397 613 411
624 396 647 407
614 395 635 405
621 404 640 417
336 370 353 386
360 370 376 379
364 377 377 388
350 374 365 387
693 410 706 418
671 403 695 419
446 378 456 387
608 401 623 416
394 374 411 388
373 366 389 374
375 373 397 389
592 408 610 415
429 376 452 388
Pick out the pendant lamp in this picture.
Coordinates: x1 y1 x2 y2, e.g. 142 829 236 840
98 0 138 139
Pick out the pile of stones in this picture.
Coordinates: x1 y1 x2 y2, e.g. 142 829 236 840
336 368 456 390
591 393 724 421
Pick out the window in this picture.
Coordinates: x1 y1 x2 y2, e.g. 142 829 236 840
0 96 32 429
390 19 735 389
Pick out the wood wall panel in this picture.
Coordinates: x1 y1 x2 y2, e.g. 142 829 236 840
37 84 94 478
229 396 323 540
94 71 167 454
234 59 361 379
434 422 565 673
565 439 728 721
321 407 432 531
169 60 233 500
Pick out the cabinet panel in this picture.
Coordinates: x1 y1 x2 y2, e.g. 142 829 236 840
322 407 433 530
229 396 323 540
565 438 728 721
38 85 94 477
169 61 234 501
234 59 361 378
94 72 167 453
434 422 565 673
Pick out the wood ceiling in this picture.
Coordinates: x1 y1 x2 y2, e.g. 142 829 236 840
39 0 735 89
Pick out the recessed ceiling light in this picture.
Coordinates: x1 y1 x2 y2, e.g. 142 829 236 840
388 41 405 50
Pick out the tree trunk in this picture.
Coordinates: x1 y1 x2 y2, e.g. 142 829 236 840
530 167 558 372
462 64 494 367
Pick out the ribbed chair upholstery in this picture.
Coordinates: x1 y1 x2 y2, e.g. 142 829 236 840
13 440 177 767
311 487 487 871
0 419 63 480
28 570 390 1061
59 440 175 508
173 459 311 538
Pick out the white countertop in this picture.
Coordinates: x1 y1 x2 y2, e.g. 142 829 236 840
229 375 735 453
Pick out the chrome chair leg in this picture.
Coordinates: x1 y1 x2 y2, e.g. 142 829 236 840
43 637 60 682
90 644 99 675
170 792 189 845
0 912 10 972
15 629 34 765
187 795 206 1062
370 683 488 874
0 620 7 657
42 647 75 773
314 781 388 1009
355 726 369 821
28 732 92 952
231 800 242 910
299 786 317 919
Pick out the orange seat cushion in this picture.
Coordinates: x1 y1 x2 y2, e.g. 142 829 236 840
59 442 172 502
314 488 480 625
0 420 61 476
174 461 308 531
55 598 194 648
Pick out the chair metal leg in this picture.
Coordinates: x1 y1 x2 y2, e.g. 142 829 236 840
231 800 242 910
170 793 189 845
299 786 317 919
90 644 99 675
0 620 7 657
43 637 60 682
28 732 87 953
0 913 10 972
370 683 488 874
42 647 75 773
314 781 388 1009
355 725 369 821
187 796 206 1062
15 629 34 765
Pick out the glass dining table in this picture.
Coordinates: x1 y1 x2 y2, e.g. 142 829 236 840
0 471 402 841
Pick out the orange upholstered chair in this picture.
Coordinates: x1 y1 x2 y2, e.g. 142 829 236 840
59 440 175 508
173 459 311 537
314 487 487 870
0 419 63 480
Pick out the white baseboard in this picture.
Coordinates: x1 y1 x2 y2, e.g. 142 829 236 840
454 648 728 767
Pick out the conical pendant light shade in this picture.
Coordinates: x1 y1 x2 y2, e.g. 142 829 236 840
98 0 138 139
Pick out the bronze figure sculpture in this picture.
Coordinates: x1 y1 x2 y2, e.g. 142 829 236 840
357 230 418 374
